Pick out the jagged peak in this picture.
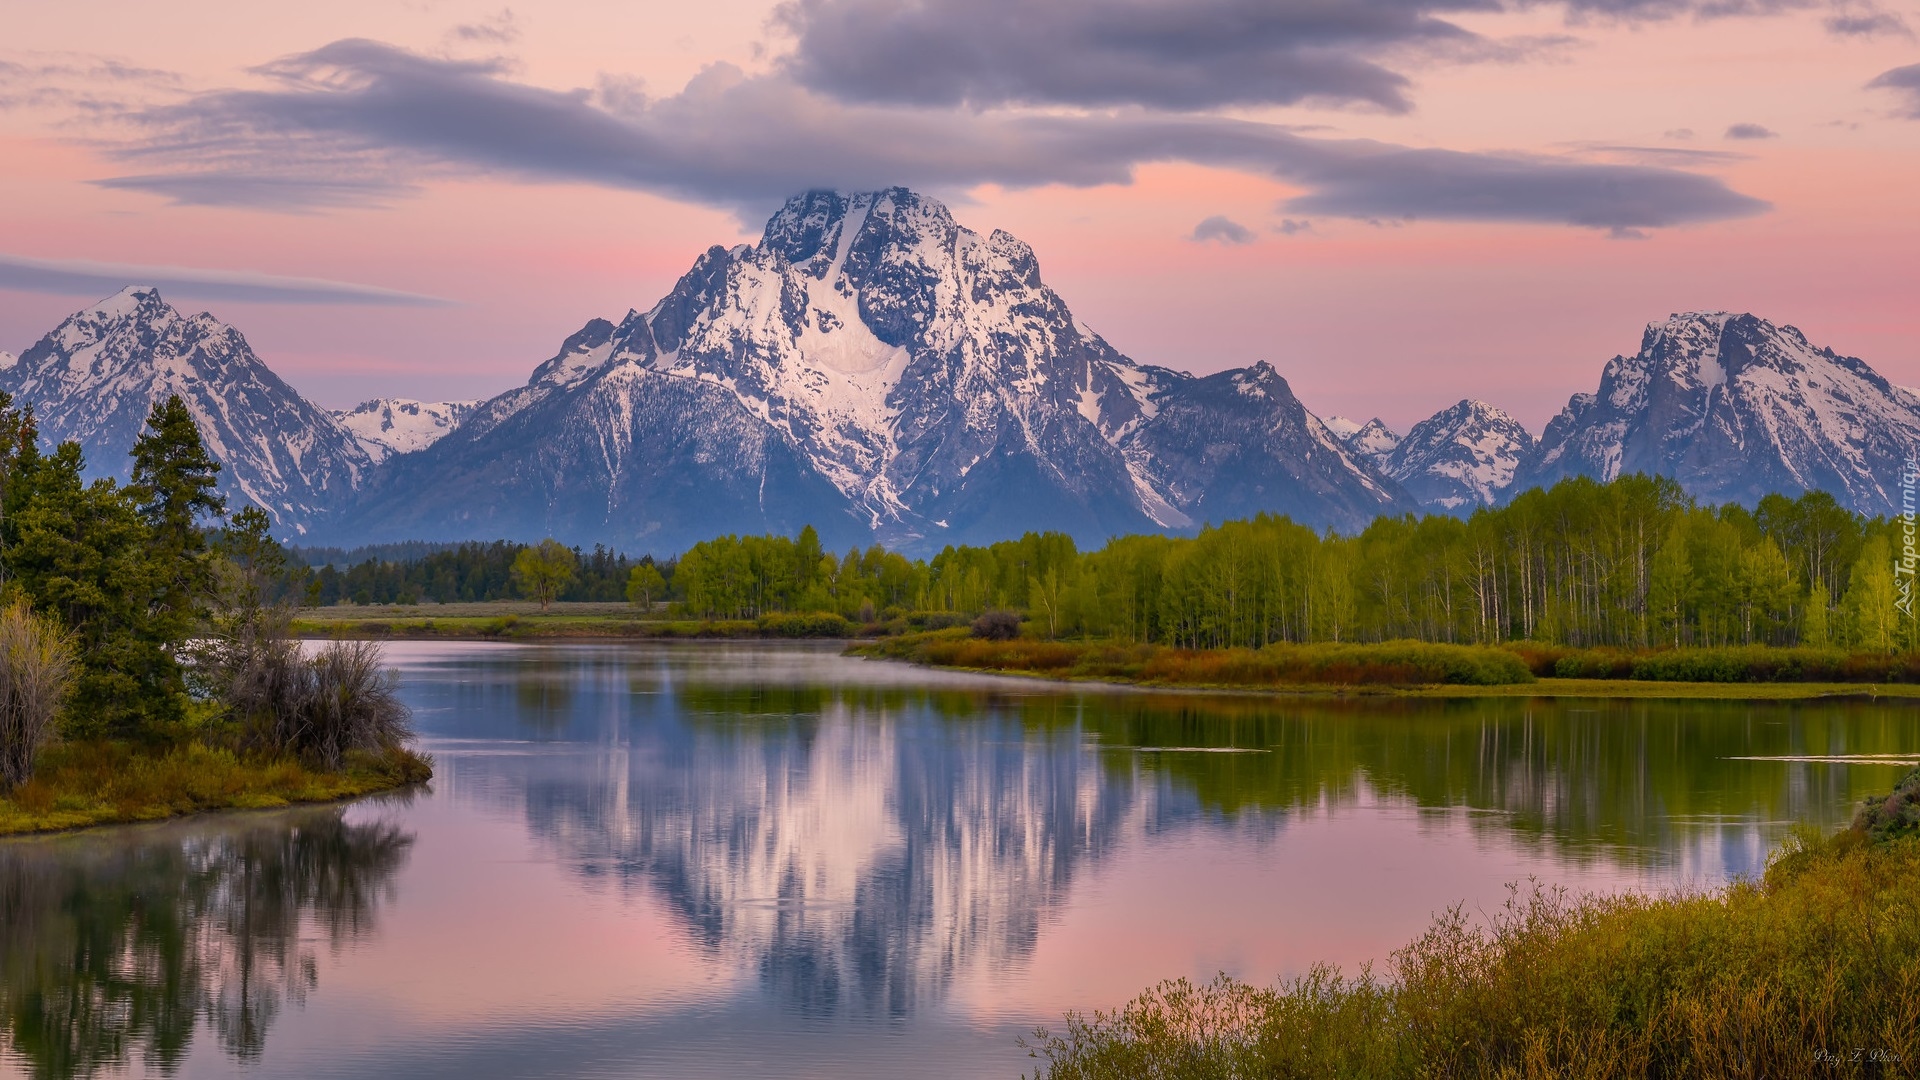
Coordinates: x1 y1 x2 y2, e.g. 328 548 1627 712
84 285 170 319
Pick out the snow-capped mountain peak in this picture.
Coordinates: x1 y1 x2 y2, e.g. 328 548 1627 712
1521 311 1920 513
1340 418 1402 469
334 398 477 462
0 288 372 532
1386 399 1536 511
332 188 1411 552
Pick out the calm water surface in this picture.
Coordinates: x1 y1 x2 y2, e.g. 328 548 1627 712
4 640 1919 1079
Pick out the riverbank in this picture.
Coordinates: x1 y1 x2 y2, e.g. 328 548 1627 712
290 601 876 640
1026 768 1920 1080
0 742 432 836
856 632 1920 700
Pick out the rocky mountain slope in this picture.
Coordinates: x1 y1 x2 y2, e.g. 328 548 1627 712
1517 312 1920 513
334 398 476 462
332 189 1410 553
1386 400 1536 511
0 287 371 532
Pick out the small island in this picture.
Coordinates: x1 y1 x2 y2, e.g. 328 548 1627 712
0 394 429 837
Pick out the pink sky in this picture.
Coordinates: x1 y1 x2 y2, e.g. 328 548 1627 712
2 0 1916 431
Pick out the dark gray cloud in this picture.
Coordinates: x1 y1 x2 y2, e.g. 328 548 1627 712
773 0 1503 114
1723 122 1778 138
1868 62 1920 116
0 251 455 306
772 0 1838 115
1191 215 1257 243
98 39 1767 232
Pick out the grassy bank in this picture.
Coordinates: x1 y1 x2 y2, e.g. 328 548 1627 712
0 742 432 836
858 632 1920 698
1026 770 1920 1080
290 601 879 640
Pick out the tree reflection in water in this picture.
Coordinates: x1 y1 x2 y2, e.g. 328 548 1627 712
0 803 414 1079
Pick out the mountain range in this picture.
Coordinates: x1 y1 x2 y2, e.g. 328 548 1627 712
3 188 1915 553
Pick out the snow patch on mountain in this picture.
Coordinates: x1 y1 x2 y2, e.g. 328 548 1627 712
1386 399 1536 510
334 398 477 461
1340 418 1402 469
1520 311 1920 514
0 286 372 531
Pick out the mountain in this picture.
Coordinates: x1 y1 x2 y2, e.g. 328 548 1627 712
1342 419 1401 470
334 398 476 462
1384 399 1535 511
1518 312 1920 514
331 189 1408 553
0 287 372 532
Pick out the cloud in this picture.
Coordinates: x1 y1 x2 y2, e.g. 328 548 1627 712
772 0 1503 114
449 9 521 45
1723 122 1778 138
1275 218 1314 235
1823 9 1911 35
1663 127 1695 139
96 39 1769 232
0 52 181 113
1868 62 1920 117
0 251 455 306
771 0 1835 115
1191 216 1257 244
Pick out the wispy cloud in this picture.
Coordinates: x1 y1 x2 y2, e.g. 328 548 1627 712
1191 216 1257 244
93 39 1770 233
0 251 455 306
1868 62 1920 117
1724 121 1778 138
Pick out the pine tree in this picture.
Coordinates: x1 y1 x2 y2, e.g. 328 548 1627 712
129 395 225 638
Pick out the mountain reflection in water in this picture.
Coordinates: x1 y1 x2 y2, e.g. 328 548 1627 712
2 642 1916 1080
0 805 414 1080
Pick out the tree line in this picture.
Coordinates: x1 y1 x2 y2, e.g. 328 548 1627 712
662 475 1913 650
292 471 1915 652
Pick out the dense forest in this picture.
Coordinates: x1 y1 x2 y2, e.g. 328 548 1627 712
311 473 1916 651
292 541 650 605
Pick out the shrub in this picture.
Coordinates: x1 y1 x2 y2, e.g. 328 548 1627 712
229 639 414 771
0 601 78 790
1025 827 1920 1080
1854 766 1920 843
755 611 854 638
971 610 1023 641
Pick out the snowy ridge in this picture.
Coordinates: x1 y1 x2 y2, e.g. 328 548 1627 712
1519 312 1920 513
334 398 477 461
332 188 1408 552
0 287 372 532
1386 399 1535 510
1341 419 1402 469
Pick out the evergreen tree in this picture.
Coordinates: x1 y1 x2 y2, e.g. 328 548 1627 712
129 395 224 638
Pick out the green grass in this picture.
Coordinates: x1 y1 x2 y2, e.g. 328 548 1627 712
859 633 1920 700
0 741 433 836
289 601 861 640
1024 777 1920 1080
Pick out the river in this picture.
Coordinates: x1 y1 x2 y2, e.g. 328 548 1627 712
3 640 1916 1079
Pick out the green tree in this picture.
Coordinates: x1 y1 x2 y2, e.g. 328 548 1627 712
512 539 577 611
626 561 667 611
4 442 174 738
1803 582 1830 647
1839 536 1896 650
128 395 225 638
